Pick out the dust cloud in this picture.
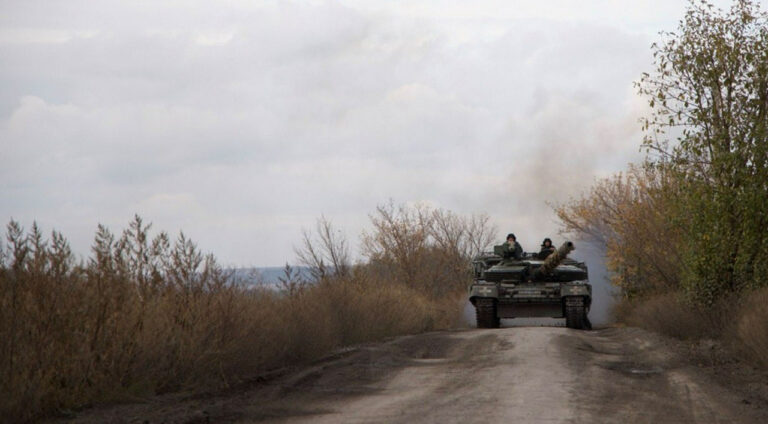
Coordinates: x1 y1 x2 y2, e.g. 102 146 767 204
571 242 613 324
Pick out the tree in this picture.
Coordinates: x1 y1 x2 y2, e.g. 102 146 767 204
555 163 685 297
637 0 768 303
294 216 350 283
361 201 496 296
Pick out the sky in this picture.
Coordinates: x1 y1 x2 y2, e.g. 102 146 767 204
0 0 745 268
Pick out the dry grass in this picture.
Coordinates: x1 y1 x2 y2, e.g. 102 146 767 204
734 288 768 370
0 217 466 423
613 292 735 340
613 289 768 371
612 293 705 340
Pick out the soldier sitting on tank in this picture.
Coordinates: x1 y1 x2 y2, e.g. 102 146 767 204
502 233 523 259
538 238 556 259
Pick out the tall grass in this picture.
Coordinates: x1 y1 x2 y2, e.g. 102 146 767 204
0 215 466 423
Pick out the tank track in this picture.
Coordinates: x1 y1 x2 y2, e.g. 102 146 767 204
475 298 500 328
565 297 591 330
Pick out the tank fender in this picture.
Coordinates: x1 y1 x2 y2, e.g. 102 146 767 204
469 284 498 303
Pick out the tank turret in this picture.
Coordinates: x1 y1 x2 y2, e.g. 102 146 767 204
535 241 574 277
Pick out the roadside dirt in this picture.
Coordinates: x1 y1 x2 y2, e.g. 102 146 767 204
57 326 768 424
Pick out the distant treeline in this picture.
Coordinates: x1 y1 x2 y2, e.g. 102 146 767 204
556 0 768 369
229 266 312 286
0 203 495 423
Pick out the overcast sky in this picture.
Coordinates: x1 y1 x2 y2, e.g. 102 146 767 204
0 0 743 266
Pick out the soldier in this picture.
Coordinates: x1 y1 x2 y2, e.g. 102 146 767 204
538 238 556 259
502 233 523 259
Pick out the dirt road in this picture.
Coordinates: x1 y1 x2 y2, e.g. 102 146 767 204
66 327 768 424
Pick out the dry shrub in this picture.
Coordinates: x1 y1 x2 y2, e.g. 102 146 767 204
734 288 768 370
614 292 736 341
290 274 461 349
0 216 465 423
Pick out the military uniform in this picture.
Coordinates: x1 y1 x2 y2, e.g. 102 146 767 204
538 245 555 259
502 241 523 259
538 238 556 259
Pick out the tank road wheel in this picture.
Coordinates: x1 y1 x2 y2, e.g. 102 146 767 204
475 298 500 328
565 297 589 330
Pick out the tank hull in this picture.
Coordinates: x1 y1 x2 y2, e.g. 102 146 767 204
469 282 591 319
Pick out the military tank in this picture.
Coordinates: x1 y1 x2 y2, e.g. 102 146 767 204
469 241 592 330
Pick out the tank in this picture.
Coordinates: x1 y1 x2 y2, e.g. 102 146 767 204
468 241 592 330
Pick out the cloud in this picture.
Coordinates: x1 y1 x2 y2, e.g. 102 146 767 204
0 28 99 44
1 0 728 265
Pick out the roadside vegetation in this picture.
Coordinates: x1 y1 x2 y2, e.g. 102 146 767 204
557 0 768 369
0 205 494 422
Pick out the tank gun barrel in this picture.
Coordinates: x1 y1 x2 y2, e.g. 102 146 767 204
535 241 575 277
